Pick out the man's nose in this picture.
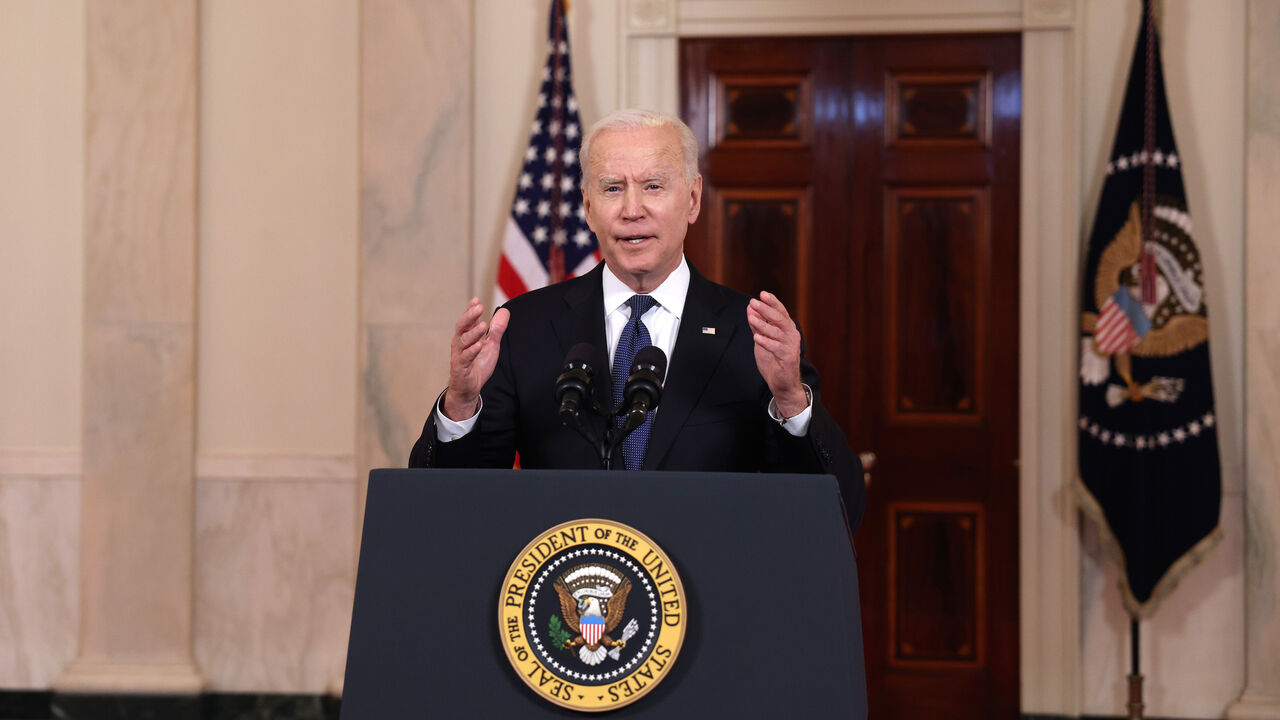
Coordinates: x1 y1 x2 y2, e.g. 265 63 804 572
621 187 644 219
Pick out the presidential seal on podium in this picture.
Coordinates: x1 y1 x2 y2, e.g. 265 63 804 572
498 518 686 711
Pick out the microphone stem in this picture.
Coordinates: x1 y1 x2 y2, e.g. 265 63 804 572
561 407 609 469
600 431 616 470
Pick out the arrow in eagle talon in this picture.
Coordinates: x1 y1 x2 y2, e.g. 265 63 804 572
608 619 639 660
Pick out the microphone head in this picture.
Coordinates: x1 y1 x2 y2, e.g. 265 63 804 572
557 343 600 418
629 345 668 384
563 342 597 376
623 346 667 414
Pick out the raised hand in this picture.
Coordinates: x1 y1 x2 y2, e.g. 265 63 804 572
443 298 510 421
746 291 807 417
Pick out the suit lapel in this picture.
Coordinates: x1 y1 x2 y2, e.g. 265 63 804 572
550 262 612 410
642 268 735 470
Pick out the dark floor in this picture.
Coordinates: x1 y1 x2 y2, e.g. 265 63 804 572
0 692 1217 720
0 692 341 720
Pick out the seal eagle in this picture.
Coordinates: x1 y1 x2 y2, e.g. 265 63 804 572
554 564 632 666
1080 202 1209 406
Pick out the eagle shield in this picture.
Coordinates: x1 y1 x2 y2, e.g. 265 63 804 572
580 616 605 646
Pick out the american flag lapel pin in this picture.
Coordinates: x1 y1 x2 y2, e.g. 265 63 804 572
702 326 716 335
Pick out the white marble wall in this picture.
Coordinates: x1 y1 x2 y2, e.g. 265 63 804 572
0 460 80 688
194 459 355 692
0 0 84 451
1229 2 1280 717
197 0 358 458
0 1 85 689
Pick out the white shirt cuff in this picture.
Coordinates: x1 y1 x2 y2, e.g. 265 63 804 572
767 384 813 437
435 395 481 442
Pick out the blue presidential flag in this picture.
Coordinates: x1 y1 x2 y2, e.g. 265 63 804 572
1076 0 1222 617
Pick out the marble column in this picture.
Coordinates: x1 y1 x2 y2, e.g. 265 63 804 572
55 0 202 694
1228 1 1280 718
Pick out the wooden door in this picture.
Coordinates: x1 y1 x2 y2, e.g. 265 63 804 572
682 34 1021 719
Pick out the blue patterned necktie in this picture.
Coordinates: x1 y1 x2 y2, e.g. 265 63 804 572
612 294 658 470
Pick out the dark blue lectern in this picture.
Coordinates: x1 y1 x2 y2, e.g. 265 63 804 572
341 469 866 718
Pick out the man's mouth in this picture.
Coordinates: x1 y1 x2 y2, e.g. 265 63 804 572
620 235 653 245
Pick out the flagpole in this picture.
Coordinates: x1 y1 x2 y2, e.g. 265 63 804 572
546 0 568 284
1128 617 1144 719
1131 2 1156 710
1139 0 1157 304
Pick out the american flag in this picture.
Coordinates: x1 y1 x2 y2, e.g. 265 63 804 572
1094 287 1150 355
494 0 599 305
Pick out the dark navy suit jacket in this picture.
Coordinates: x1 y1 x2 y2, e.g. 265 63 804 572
408 262 864 530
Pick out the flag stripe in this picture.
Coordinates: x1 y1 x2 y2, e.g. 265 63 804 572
496 216 546 305
496 256 528 307
1094 298 1142 354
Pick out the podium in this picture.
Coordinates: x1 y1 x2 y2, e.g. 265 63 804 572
341 469 866 718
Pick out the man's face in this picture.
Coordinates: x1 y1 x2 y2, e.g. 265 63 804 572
582 125 702 293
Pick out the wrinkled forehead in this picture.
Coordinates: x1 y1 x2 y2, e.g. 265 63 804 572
585 126 684 181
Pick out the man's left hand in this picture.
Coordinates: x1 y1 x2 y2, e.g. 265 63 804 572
747 291 808 417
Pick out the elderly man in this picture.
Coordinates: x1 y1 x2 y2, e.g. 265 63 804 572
409 109 863 529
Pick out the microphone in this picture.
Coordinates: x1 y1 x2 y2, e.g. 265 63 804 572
622 346 667 424
556 343 598 420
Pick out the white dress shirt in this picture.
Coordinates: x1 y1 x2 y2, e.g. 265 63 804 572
602 255 687 370
436 256 811 442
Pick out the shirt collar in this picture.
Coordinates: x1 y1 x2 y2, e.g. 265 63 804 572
602 257 689 320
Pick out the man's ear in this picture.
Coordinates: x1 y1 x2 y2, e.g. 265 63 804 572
686 174 703 224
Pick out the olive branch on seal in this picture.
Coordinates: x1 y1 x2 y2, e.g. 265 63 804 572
548 614 573 650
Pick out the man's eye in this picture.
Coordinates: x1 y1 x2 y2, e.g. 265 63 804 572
603 186 620 194
646 184 662 191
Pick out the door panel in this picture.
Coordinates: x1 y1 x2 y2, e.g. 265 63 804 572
711 188 811 329
681 34 1020 719
886 187 987 421
889 501 985 667
886 71 992 147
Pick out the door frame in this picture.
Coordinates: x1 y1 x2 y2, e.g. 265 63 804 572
612 0 1084 715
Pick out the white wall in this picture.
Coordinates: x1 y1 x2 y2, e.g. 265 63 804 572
198 0 359 458
0 0 84 453
0 0 84 689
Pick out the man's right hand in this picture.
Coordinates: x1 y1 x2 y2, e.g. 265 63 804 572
442 298 510 421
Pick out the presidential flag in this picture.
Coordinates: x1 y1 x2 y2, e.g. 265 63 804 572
1076 0 1222 618
494 0 599 305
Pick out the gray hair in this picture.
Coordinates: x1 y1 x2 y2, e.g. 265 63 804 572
579 109 700 183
